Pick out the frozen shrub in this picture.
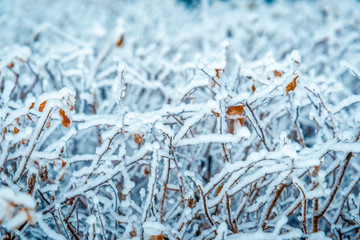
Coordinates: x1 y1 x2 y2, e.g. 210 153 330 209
1 0 360 239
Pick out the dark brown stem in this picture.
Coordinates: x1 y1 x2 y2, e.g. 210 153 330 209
335 177 360 223
199 185 214 226
225 192 234 232
65 197 80 221
316 152 353 218
262 183 285 230
64 220 81 240
313 198 319 233
57 208 70 239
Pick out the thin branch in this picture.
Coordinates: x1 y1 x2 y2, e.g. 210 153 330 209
199 185 214 226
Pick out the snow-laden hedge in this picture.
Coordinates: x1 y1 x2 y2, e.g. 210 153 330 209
1 0 360 239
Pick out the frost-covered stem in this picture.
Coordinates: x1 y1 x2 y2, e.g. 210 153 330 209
245 103 270 151
199 185 214 226
294 107 306 148
65 197 80 221
235 195 247 221
8 67 19 87
317 93 339 138
286 200 302 217
302 201 308 234
225 192 234 232
0 140 10 173
261 183 285 230
14 107 53 183
57 207 70 239
65 220 81 240
312 198 319 233
160 158 171 224
170 146 186 208
24 61 40 96
43 167 124 214
316 152 354 218
142 147 159 222
97 207 106 239
221 143 230 162
38 190 64 236
334 176 360 223
204 173 230 196
87 131 119 180
90 92 102 146
201 69 220 87
294 182 308 234
172 114 195 139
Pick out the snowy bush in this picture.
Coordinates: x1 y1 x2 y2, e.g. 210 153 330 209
1 0 360 239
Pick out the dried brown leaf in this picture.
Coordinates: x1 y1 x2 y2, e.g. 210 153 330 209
117 35 124 47
39 100 47 112
286 75 298 95
59 108 71 128
215 69 221 78
133 132 144 145
274 70 282 77
252 84 256 93
226 105 244 118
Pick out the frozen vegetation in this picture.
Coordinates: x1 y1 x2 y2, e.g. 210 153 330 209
1 0 360 239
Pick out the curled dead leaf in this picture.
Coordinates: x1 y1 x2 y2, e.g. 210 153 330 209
286 75 298 95
39 101 47 112
226 105 244 119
